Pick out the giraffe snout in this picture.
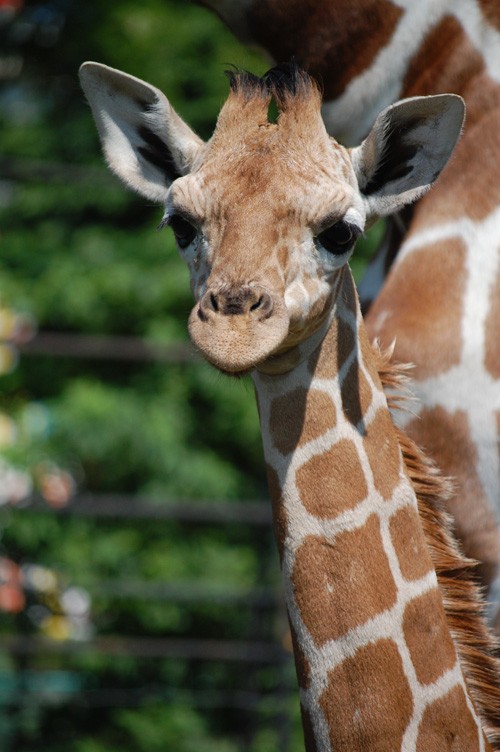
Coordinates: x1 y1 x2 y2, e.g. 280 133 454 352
188 282 289 373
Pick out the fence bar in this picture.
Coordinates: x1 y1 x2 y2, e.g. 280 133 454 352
94 579 278 606
4 634 289 663
19 331 198 363
25 493 272 525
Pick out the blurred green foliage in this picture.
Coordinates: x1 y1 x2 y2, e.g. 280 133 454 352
0 1 380 750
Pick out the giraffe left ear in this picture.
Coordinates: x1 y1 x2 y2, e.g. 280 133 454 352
79 62 204 203
350 94 465 220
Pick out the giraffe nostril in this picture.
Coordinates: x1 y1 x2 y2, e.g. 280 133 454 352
253 292 274 320
250 296 263 312
198 290 219 320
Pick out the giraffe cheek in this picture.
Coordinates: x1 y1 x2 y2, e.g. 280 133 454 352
285 276 332 329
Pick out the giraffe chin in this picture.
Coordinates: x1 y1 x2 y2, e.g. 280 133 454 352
188 306 290 375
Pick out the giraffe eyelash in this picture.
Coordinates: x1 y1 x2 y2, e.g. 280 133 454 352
157 216 170 231
158 210 198 229
160 212 199 250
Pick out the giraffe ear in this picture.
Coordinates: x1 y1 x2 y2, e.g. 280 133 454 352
79 62 204 203
350 94 465 220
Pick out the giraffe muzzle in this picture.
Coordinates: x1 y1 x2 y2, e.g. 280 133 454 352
188 284 289 373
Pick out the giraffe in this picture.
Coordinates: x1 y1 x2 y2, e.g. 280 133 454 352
79 60 500 750
193 0 500 628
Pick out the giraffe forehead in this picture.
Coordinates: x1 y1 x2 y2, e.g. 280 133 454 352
173 146 360 232
176 119 354 206
207 135 354 196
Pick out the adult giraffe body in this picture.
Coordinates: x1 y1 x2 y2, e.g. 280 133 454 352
194 0 500 626
80 60 500 750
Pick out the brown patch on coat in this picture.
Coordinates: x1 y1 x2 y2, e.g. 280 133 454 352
403 17 482 100
336 317 356 373
363 407 402 499
390 505 435 581
485 261 500 379
402 15 500 132
366 238 467 378
416 685 482 751
269 387 336 454
340 359 374 427
403 588 457 685
478 0 500 30
405 407 500 589
265 463 288 562
319 639 413 750
248 0 403 103
296 439 368 516
309 314 355 379
292 516 397 645
341 268 360 317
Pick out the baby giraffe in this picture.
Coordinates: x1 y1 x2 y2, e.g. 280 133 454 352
80 62 500 750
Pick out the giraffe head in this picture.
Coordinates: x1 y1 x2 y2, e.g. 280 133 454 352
80 63 464 373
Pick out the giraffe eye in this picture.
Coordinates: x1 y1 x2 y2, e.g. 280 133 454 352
317 220 359 255
169 213 197 249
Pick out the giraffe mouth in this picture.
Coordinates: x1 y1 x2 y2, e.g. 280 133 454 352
188 291 290 374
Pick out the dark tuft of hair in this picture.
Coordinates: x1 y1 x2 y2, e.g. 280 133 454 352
264 60 319 105
224 67 269 100
224 61 320 107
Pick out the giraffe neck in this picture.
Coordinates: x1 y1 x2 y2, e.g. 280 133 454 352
252 270 487 751
319 0 500 145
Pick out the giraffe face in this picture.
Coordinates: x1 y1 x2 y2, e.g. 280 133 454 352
80 61 465 373
164 121 365 374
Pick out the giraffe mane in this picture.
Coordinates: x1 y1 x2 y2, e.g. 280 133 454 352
375 344 500 749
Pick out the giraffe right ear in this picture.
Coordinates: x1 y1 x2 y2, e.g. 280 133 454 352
79 62 204 203
350 94 465 220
